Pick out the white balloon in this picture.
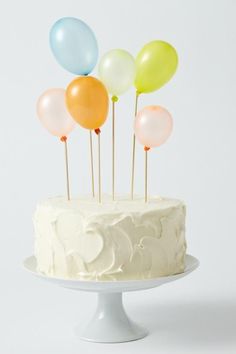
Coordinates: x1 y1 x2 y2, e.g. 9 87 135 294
37 88 76 137
134 106 173 148
98 49 136 97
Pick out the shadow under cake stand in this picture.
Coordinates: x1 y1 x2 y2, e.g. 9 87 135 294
23 254 199 343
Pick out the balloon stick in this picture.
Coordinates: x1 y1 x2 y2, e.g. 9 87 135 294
89 130 95 197
95 128 101 203
131 92 139 199
60 136 70 201
144 147 150 203
112 96 118 201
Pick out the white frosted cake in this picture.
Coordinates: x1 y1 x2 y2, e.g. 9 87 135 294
34 196 186 281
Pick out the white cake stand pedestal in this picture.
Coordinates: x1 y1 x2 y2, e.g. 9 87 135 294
23 254 199 343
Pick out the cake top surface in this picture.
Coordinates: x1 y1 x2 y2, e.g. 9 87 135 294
37 195 184 217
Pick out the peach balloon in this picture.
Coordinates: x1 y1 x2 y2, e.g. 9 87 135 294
134 105 173 148
37 88 76 137
66 76 109 130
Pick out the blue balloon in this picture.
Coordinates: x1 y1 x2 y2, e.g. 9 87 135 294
49 17 98 75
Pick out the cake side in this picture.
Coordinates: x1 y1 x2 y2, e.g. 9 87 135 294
34 196 186 280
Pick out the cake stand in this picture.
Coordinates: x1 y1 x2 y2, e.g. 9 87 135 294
23 254 199 343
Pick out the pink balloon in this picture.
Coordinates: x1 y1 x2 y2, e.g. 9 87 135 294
37 88 76 137
134 105 173 148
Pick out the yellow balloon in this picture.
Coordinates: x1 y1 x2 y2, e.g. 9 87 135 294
66 76 109 130
135 40 178 94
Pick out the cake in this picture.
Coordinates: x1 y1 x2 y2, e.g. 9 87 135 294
34 20 186 282
34 196 186 281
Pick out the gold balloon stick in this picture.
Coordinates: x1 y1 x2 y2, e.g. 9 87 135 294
112 96 118 201
95 129 102 203
89 130 95 198
131 92 139 199
61 136 70 201
144 147 150 203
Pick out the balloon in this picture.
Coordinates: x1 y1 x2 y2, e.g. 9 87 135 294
66 76 109 130
134 106 173 148
49 17 98 75
37 88 76 137
135 41 178 94
98 49 135 97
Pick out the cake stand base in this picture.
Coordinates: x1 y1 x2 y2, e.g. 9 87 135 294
23 254 199 343
77 292 147 343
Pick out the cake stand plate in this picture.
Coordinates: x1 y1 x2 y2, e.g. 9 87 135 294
23 254 199 343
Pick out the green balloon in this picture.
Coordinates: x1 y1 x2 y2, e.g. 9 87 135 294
135 40 178 94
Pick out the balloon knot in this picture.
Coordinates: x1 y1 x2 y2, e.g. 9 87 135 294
144 146 150 151
60 136 67 142
94 128 101 135
111 95 119 102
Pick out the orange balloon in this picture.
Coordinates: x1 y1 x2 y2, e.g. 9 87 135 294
66 76 109 130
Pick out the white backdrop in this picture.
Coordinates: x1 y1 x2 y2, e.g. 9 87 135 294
0 0 236 353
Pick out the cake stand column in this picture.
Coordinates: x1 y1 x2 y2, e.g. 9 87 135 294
77 292 148 343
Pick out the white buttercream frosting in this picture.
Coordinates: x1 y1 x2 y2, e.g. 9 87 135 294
34 196 186 280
